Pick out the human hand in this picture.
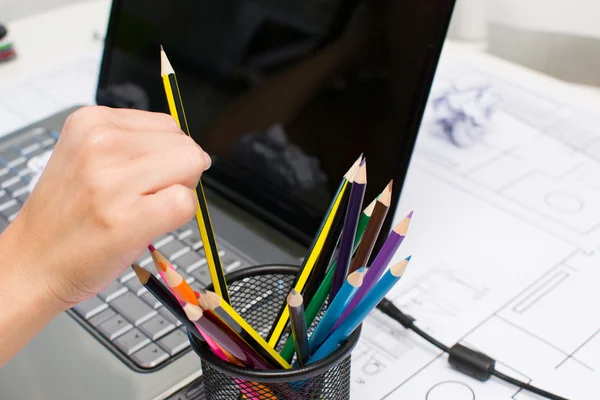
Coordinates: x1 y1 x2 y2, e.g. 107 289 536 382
4 106 210 310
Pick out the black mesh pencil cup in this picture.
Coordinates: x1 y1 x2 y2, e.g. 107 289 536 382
188 265 361 400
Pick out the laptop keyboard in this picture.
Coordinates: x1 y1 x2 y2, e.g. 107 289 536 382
0 126 252 371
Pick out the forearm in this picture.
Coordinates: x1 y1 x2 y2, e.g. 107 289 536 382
0 223 63 367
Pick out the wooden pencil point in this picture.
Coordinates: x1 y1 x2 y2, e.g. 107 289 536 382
354 162 367 184
287 289 304 308
363 197 377 217
132 263 150 284
201 290 222 309
390 257 411 277
183 303 204 321
379 181 393 207
393 212 413 236
149 247 170 272
163 267 184 287
160 47 175 75
344 155 363 180
347 269 365 287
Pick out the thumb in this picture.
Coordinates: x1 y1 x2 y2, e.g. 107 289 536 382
132 184 198 243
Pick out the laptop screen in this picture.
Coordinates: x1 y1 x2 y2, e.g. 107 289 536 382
97 0 455 244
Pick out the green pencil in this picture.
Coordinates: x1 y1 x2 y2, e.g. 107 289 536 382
280 197 374 362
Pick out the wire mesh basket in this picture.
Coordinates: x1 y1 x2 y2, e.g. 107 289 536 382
188 264 361 400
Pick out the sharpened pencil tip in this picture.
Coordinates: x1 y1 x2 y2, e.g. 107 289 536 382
407 211 413 218
405 255 412 261
148 244 156 252
160 44 164 52
132 263 151 284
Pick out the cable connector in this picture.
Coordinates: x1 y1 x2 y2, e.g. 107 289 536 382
449 343 495 381
377 298 415 328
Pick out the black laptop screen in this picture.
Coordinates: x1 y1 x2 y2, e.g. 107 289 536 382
97 0 455 244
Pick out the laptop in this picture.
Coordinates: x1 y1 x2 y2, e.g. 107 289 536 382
0 0 455 398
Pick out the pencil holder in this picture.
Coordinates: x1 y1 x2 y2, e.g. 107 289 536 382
188 264 361 400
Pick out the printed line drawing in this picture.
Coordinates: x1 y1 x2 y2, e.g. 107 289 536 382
426 381 475 400
512 270 570 314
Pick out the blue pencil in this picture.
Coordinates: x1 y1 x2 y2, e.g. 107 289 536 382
309 257 411 363
309 267 366 354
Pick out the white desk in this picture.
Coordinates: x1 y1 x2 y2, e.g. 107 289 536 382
2 2 600 400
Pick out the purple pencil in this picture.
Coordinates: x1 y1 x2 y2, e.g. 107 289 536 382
330 161 367 299
332 211 413 330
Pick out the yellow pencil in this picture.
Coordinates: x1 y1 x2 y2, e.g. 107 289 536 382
265 157 359 347
199 290 292 369
160 46 230 304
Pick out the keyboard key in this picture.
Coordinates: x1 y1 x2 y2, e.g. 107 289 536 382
0 216 9 232
72 297 108 319
139 314 176 340
98 314 133 340
1 175 21 190
125 276 146 296
135 249 153 268
0 201 21 221
158 240 189 261
32 130 56 148
16 138 42 155
190 280 206 292
119 268 136 283
26 148 46 159
159 307 182 327
189 267 211 287
176 228 193 240
183 236 203 251
176 251 206 273
154 234 174 248
98 281 128 302
9 185 30 198
114 328 150 355
131 343 169 369
0 148 22 165
15 191 29 204
141 291 163 309
220 253 242 272
88 308 117 327
111 292 157 326
157 328 190 356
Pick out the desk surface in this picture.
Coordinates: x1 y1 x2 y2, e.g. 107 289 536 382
2 1 600 400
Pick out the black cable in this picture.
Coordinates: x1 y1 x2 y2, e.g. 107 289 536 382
491 369 568 400
376 298 568 400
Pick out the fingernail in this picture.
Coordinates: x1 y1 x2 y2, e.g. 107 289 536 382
203 152 212 169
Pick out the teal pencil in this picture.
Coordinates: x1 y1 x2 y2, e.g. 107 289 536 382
308 257 411 363
309 267 365 354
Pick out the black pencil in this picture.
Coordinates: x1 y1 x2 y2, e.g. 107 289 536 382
131 264 204 342
287 289 310 366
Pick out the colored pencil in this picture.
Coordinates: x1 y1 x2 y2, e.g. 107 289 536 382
348 180 392 274
162 266 198 305
131 264 204 341
160 46 230 304
199 290 292 369
132 264 244 367
303 156 362 305
148 244 170 272
267 160 356 348
287 290 310 366
333 212 413 331
331 161 367 298
279 196 375 362
183 303 276 369
308 267 365 354
309 258 411 363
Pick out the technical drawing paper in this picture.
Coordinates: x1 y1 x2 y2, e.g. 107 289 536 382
349 50 600 398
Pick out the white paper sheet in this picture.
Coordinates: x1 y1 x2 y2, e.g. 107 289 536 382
349 54 600 399
0 54 100 137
